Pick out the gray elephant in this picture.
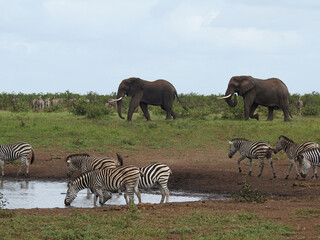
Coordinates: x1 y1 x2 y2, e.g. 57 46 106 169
113 77 187 121
219 76 291 121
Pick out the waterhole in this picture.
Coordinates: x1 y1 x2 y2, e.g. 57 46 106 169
0 180 229 209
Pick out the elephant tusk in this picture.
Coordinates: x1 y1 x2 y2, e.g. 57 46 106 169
228 141 233 145
109 97 123 103
218 94 232 99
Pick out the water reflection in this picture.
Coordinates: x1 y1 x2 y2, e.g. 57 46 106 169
0 180 228 209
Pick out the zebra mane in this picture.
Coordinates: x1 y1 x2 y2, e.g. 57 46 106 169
279 135 295 143
65 153 90 162
231 138 249 142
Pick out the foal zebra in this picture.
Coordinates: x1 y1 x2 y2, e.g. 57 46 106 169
139 163 172 203
274 135 319 179
0 142 35 177
66 153 123 177
228 138 276 178
300 148 320 179
64 165 142 206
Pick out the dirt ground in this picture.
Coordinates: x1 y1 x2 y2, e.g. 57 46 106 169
3 146 320 239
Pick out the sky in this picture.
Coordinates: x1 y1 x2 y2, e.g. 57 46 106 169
1 0 320 95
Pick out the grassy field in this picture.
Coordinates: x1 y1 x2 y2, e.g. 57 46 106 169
0 111 320 239
0 206 295 240
0 111 319 154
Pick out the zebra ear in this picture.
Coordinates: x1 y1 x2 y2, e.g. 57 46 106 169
228 141 233 145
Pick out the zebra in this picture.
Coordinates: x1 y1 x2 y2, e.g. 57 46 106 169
65 153 123 177
228 138 276 178
0 142 35 177
300 148 320 179
138 163 172 203
274 135 319 179
64 165 142 206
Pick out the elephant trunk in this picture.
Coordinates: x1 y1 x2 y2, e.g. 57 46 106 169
218 90 237 107
225 93 237 107
116 91 125 119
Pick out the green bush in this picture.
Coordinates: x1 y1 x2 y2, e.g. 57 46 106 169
86 106 109 119
70 98 89 116
232 177 266 203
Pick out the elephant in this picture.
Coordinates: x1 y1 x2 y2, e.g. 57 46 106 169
113 77 187 121
219 76 291 121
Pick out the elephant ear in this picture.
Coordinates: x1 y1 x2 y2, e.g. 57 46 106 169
239 76 255 96
129 78 144 96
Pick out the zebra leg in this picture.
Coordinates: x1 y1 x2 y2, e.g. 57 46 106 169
268 158 277 178
286 160 296 179
312 165 318 179
257 159 264 177
248 158 252 176
0 159 4 177
93 186 104 206
292 160 300 180
237 155 246 173
134 185 141 204
17 156 29 177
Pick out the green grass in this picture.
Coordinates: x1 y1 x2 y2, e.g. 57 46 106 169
0 111 319 155
0 209 295 240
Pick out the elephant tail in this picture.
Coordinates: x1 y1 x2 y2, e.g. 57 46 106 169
175 92 188 111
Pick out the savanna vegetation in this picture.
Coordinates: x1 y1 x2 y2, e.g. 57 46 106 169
0 91 320 239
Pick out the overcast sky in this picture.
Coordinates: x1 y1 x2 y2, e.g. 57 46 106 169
1 0 319 95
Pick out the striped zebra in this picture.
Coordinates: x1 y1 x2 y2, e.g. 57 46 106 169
66 153 124 195
0 142 35 177
228 138 276 178
139 163 172 203
274 135 319 179
64 165 142 206
66 153 123 177
300 148 320 179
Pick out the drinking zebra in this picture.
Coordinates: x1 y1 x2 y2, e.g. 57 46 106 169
65 153 123 177
228 138 276 178
64 165 142 206
139 163 172 203
0 142 35 177
274 135 319 179
300 148 320 179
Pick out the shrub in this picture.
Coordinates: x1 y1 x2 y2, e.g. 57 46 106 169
86 106 109 119
232 177 266 203
70 98 89 116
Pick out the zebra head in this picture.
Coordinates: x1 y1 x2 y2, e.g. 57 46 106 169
66 159 77 177
100 190 112 205
228 141 237 158
274 136 291 153
64 182 77 206
300 157 311 179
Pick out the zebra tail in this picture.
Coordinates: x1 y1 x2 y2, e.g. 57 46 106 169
31 149 35 164
116 153 124 166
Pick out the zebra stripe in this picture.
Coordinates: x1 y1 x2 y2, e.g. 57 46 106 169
0 142 35 177
139 163 172 203
274 135 319 179
300 148 320 179
66 153 123 177
228 138 276 178
64 165 141 206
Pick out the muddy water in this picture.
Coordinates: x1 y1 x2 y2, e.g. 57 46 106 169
0 180 229 209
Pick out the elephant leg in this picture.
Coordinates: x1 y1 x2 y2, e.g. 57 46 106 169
140 102 151 121
127 97 141 121
281 106 290 121
249 103 259 120
243 97 255 120
267 107 274 121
